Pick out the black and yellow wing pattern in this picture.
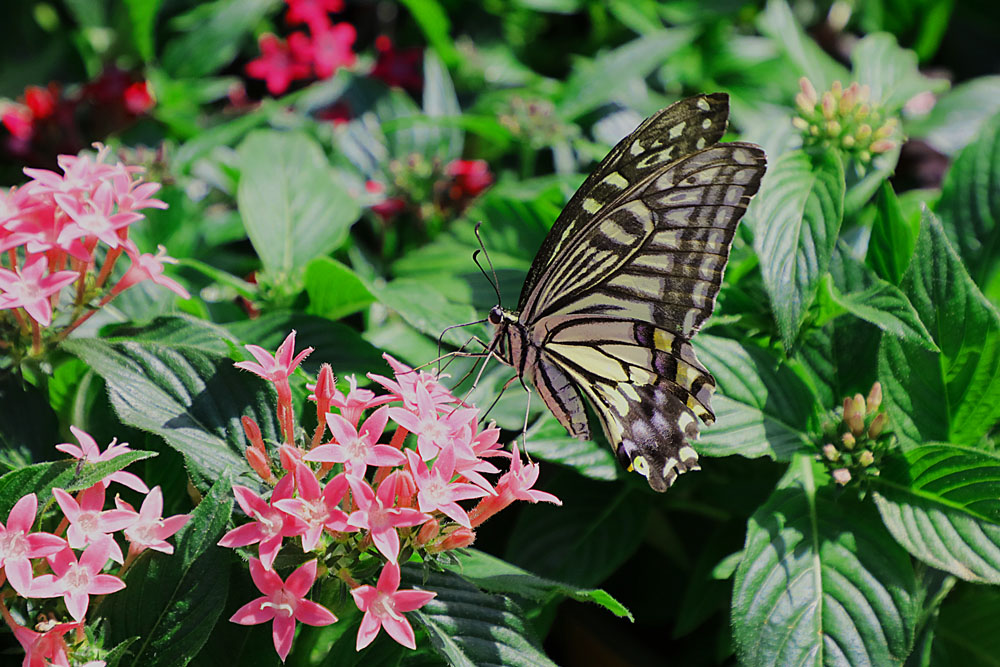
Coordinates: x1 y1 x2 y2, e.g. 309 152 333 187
488 93 766 492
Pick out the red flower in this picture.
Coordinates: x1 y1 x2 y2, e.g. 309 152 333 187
1 104 34 140
123 81 155 115
371 36 423 92
246 33 313 96
285 0 344 31
309 22 356 79
445 159 493 200
24 85 57 119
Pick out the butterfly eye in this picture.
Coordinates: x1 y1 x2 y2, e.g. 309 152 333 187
631 455 650 478
488 307 504 326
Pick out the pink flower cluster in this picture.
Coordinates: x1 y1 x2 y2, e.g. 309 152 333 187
0 145 188 354
246 0 357 95
225 331 560 660
0 426 190 666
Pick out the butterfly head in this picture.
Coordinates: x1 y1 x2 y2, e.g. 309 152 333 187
488 305 505 326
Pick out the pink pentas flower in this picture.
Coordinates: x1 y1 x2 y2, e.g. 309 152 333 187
51 486 135 564
110 242 190 299
285 0 344 29
388 384 478 460
325 374 393 426
5 203 91 262
370 354 458 411
231 558 337 662
309 22 356 78
55 425 149 493
218 475 308 570
405 448 489 528
272 465 352 552
246 33 313 96
114 486 191 557
235 330 314 386
0 493 66 596
346 476 428 563
0 255 77 327
351 561 435 650
6 617 81 667
496 442 561 505
23 143 117 197
31 541 126 622
107 169 166 213
54 180 142 249
305 407 405 477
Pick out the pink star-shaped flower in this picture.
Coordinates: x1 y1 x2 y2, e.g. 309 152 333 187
5 617 81 667
110 242 190 299
31 541 126 621
346 477 428 563
405 448 489 528
245 33 313 96
285 0 344 30
51 486 136 564
351 561 435 650
305 407 404 477
388 385 478 460
230 558 337 662
469 443 561 528
310 22 356 78
54 181 142 249
235 330 313 386
0 255 77 327
114 486 191 557
323 374 393 426
272 465 352 551
218 476 307 570
369 354 457 411
0 493 65 596
55 425 149 493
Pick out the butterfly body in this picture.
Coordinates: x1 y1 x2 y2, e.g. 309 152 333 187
489 94 766 491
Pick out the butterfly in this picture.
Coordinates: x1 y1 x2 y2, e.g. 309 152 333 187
486 93 766 492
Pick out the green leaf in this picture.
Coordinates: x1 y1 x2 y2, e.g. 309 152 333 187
505 475 648 587
557 29 692 120
304 258 375 321
61 337 268 489
936 587 1000 666
237 130 360 278
757 0 850 92
827 277 938 351
105 314 242 356
873 444 1000 584
936 110 1000 288
107 471 234 665
452 549 632 620
372 278 489 347
161 0 278 78
851 32 946 112
693 335 817 461
523 412 622 482
867 181 919 285
0 372 60 466
733 456 921 666
751 148 846 349
402 565 556 667
878 208 1000 448
0 452 157 518
124 0 163 61
397 0 460 66
908 75 1000 156
422 50 463 161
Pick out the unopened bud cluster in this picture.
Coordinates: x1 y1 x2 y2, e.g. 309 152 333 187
792 78 898 169
818 382 892 486
498 96 577 151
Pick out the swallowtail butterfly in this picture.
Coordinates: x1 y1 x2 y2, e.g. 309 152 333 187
487 93 766 491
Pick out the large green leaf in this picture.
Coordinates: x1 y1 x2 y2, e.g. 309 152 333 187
304 258 375 321
422 50 463 161
851 33 946 112
936 587 1000 665
402 565 556 667
827 277 937 351
936 110 1000 288
873 444 1000 584
878 209 1000 448
523 412 622 482
694 335 817 461
372 278 489 347
867 181 919 286
237 130 359 278
161 0 277 78
0 372 60 467
751 148 845 350
733 456 921 666
107 472 234 666
124 0 163 62
757 0 849 92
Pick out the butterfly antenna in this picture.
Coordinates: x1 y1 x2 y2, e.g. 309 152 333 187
436 319 488 373
474 222 502 306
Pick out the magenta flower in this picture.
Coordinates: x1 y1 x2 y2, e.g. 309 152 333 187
346 477 428 563
305 407 404 476
388 385 478 460
325 374 392 426
245 33 313 96
52 486 135 563
230 558 337 662
0 255 77 327
310 22 357 78
31 541 126 621
405 448 489 528
0 493 65 596
114 486 191 556
218 476 307 570
285 0 344 30
235 330 313 386
272 465 352 551
55 425 149 493
351 561 435 650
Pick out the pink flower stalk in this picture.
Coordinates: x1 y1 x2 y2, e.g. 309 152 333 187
0 493 66 596
114 486 191 557
51 486 135 564
272 465 352 551
31 541 126 621
388 385 478 460
55 425 149 493
230 558 337 662
218 476 308 570
345 477 428 563
351 561 435 650
405 448 489 528
305 407 405 477
0 255 77 327
109 243 189 299
469 443 561 528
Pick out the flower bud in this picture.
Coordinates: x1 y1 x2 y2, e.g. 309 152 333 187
310 364 336 410
856 124 873 140
841 432 856 450
242 416 265 451
414 518 440 547
832 468 852 485
831 80 843 98
845 395 866 436
868 412 888 439
792 116 809 130
278 443 304 472
866 382 882 413
823 443 840 461
859 450 875 467
429 526 476 553
870 139 895 154
826 120 842 135
799 77 818 108
821 92 835 119
245 445 274 483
